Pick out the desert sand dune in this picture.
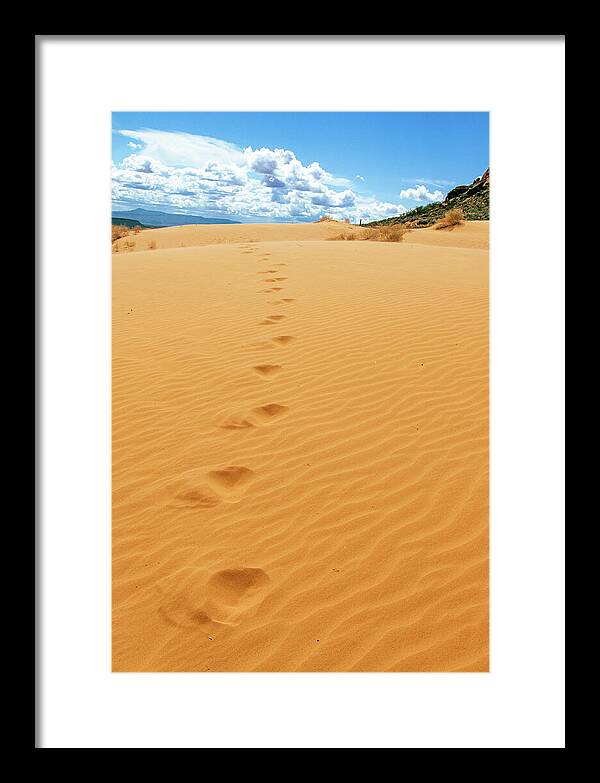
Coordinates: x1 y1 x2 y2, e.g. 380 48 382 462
113 221 488 671
113 219 356 253
404 220 489 250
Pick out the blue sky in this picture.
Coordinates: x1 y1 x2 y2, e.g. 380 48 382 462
112 112 488 223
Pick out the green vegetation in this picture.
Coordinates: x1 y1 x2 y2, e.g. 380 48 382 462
366 169 489 228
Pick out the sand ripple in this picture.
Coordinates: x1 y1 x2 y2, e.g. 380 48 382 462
113 223 488 671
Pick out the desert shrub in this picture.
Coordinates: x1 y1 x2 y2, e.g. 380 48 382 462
434 208 464 230
365 224 408 242
315 215 335 222
112 225 130 243
330 231 357 240
329 224 407 242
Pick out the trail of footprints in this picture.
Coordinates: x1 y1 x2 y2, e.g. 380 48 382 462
174 243 296 490
162 245 296 629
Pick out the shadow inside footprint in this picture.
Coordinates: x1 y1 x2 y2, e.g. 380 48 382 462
253 403 289 419
159 602 219 630
272 335 295 345
253 364 282 376
219 417 255 430
267 315 285 321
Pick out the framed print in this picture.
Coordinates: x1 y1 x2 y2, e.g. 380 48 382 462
37 35 565 748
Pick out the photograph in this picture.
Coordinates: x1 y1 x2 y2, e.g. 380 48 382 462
112 111 490 672
38 35 564 748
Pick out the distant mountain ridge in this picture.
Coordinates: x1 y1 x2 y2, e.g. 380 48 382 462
367 169 489 227
112 208 241 227
111 217 152 229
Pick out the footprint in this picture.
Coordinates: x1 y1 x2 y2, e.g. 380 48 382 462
159 601 220 630
253 403 289 419
272 335 295 345
166 463 255 509
156 566 270 629
257 270 277 274
155 567 271 628
267 315 285 321
171 487 221 509
220 403 288 431
253 364 282 376
270 287 283 292
167 465 255 505
207 567 270 608
218 417 255 431
207 465 254 492
273 277 287 281
281 298 295 303
155 568 222 630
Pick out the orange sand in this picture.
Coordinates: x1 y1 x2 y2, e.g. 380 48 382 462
113 221 488 672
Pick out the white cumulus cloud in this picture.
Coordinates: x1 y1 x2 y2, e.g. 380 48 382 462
398 184 444 202
112 129 411 223
244 147 329 193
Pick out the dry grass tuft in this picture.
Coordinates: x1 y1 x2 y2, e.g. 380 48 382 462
330 230 358 241
434 208 464 230
329 223 408 243
112 225 130 243
112 223 146 250
365 224 409 242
